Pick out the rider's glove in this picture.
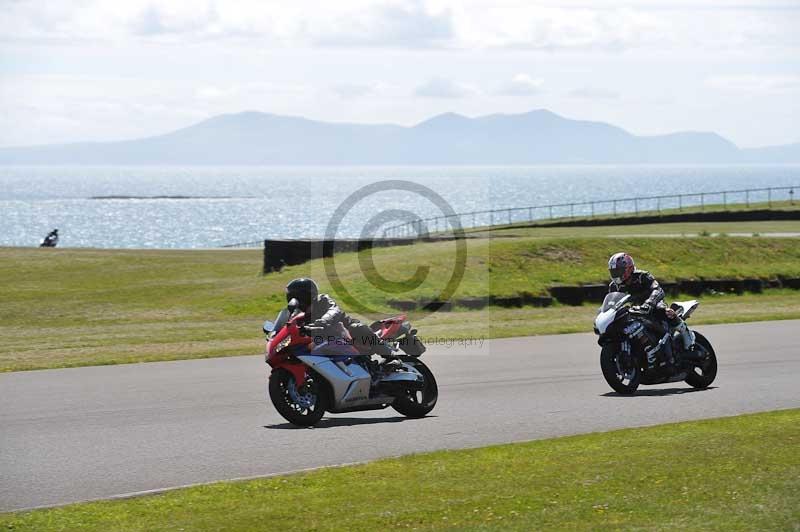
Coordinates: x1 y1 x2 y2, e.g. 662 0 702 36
300 324 324 336
632 304 651 314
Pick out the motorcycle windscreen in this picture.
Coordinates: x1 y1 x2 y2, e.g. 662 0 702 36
601 292 629 312
270 308 290 336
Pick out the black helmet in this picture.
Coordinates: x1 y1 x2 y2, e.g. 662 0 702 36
286 278 318 311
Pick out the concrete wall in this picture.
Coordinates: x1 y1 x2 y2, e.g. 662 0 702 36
263 237 441 273
514 208 799 230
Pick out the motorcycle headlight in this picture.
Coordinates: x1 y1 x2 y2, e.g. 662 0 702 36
275 336 291 352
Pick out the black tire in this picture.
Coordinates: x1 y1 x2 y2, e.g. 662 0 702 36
684 332 717 389
391 361 438 418
600 344 641 395
268 368 328 427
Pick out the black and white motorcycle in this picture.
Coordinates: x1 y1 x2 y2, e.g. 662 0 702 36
594 292 717 394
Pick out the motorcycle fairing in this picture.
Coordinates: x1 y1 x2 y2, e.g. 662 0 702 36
310 340 360 357
595 292 632 335
595 307 617 335
266 314 314 388
283 361 310 389
294 356 424 410
297 355 376 409
379 362 424 385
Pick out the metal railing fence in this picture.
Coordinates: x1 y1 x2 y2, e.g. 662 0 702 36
381 185 798 238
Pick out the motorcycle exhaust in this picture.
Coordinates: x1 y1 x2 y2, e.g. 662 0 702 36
376 379 425 395
681 350 706 362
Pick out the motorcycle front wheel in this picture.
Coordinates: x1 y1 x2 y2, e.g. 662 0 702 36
600 344 641 394
391 360 438 418
684 332 717 389
268 368 328 427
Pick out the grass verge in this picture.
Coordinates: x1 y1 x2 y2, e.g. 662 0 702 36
468 219 800 239
2 228 800 371
2 409 798 531
417 290 800 340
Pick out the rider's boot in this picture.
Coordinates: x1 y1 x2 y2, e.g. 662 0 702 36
673 320 696 351
369 342 400 369
373 342 392 358
362 356 381 375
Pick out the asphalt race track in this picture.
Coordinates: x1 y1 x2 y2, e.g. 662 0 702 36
1 320 798 512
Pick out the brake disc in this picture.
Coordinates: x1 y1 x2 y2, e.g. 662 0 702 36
287 380 317 409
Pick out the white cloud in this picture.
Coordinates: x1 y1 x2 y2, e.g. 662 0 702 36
193 82 307 101
568 87 619 99
331 82 393 100
496 74 543 95
705 75 800 92
195 85 231 100
0 0 452 47
1 1 799 147
0 75 314 145
309 1 452 47
1 0 797 52
414 78 476 98
453 6 660 51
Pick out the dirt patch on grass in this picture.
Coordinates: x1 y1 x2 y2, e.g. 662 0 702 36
524 243 584 263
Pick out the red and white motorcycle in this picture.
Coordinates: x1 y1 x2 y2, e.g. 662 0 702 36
263 298 438 426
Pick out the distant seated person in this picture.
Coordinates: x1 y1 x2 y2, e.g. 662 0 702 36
40 229 59 248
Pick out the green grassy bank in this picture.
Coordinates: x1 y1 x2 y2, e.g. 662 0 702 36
2 223 800 371
2 409 798 531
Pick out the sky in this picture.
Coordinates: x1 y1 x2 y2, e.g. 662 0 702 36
0 0 798 148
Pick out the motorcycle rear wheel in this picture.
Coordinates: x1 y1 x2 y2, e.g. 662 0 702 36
268 369 328 427
684 332 717 389
600 344 641 394
391 361 438 418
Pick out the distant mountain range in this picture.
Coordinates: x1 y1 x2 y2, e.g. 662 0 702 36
1 109 798 164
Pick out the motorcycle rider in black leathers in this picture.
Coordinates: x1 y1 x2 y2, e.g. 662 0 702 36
608 252 695 360
285 278 393 358
40 228 59 248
